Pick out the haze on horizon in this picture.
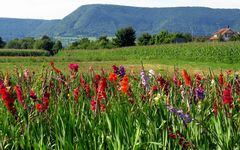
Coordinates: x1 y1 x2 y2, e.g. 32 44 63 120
1 0 240 19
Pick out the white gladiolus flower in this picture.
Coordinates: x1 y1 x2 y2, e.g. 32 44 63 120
211 79 215 86
153 93 161 102
148 69 155 77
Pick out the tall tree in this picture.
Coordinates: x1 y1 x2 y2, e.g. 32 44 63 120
137 33 152 46
52 41 63 51
113 27 136 47
34 35 54 51
0 37 6 48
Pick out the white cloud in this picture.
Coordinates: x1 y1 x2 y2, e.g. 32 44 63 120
0 0 240 19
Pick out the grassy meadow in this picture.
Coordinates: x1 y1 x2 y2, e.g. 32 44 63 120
0 42 240 73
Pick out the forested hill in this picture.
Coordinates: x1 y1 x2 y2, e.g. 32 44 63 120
0 18 59 41
1 4 240 40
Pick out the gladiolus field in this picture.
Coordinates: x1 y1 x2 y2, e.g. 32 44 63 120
0 62 239 149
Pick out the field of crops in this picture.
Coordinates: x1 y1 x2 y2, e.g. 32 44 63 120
0 62 239 149
57 42 240 64
0 49 50 56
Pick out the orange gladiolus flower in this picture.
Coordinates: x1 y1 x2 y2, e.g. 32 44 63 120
120 75 129 94
182 70 191 87
50 61 61 74
108 72 118 82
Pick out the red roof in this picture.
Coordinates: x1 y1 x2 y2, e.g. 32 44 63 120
209 27 235 41
213 28 235 35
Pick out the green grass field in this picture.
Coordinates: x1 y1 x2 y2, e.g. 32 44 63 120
0 42 240 73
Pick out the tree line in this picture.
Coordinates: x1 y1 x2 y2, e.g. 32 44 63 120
2 26 240 51
66 27 193 49
0 36 62 55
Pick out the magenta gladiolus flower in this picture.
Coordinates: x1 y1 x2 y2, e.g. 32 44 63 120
68 63 79 72
0 79 4 89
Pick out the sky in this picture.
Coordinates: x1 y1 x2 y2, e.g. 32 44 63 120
0 0 240 19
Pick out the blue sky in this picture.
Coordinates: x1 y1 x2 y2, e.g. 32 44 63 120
0 0 240 19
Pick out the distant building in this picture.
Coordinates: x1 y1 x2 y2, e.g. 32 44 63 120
209 26 236 41
174 38 186 43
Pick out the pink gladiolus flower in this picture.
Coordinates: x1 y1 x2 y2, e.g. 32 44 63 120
23 69 30 80
74 88 80 102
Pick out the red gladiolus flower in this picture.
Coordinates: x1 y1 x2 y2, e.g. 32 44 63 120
15 85 25 106
168 133 177 139
213 100 217 116
91 97 97 112
120 75 129 94
177 79 182 87
42 93 50 111
108 72 118 82
141 94 146 102
85 84 91 98
30 88 37 100
152 85 157 92
93 74 101 94
219 73 223 86
80 75 85 88
226 70 232 76
236 80 240 96
98 90 106 101
195 73 202 85
35 92 50 112
100 104 106 112
0 79 4 89
97 78 107 101
165 130 192 149
98 77 107 88
223 87 233 108
35 104 43 112
74 88 80 102
182 70 191 87
95 74 101 81
112 65 119 74
182 142 191 149
178 137 186 146
157 76 170 95
0 87 17 117
68 63 79 72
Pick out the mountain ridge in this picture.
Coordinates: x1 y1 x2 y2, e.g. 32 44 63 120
1 4 240 40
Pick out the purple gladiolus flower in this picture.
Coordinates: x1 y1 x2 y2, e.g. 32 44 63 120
119 65 126 77
167 105 192 126
166 105 178 113
195 87 205 100
194 87 205 104
140 70 149 90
